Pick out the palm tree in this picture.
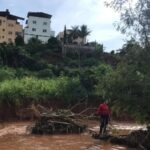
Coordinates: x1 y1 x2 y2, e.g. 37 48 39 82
79 25 91 45
63 25 67 44
69 26 79 43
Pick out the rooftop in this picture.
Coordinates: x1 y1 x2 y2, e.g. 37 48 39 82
0 9 24 20
27 12 52 19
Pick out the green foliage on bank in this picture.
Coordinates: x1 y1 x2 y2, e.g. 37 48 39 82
0 77 87 106
96 41 150 121
0 34 149 121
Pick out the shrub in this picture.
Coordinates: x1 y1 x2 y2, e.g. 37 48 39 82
37 69 54 78
0 67 15 81
0 77 87 106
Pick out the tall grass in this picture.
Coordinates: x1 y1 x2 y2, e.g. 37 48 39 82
0 76 86 106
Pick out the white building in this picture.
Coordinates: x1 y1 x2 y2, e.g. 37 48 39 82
24 12 55 43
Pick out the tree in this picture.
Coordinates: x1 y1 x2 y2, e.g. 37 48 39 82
96 43 104 53
64 25 67 44
118 39 141 58
79 25 91 45
106 0 150 47
68 26 79 44
47 37 61 52
0 44 28 67
26 37 44 55
28 37 42 45
15 35 24 46
96 39 150 120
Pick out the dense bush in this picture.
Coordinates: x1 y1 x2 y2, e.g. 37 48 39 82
96 44 150 121
0 77 86 106
0 67 16 81
36 68 54 78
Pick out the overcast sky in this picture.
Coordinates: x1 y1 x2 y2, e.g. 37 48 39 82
0 0 127 51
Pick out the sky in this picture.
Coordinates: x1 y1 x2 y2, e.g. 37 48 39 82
0 0 127 52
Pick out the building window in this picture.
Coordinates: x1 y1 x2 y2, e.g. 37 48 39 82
8 31 13 35
2 29 5 31
8 24 13 27
2 36 4 39
33 20 36 24
0 20 2 25
32 28 36 31
43 29 47 32
43 22 47 25
8 38 12 42
26 20 28 24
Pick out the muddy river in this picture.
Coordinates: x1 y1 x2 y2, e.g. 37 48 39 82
0 121 142 150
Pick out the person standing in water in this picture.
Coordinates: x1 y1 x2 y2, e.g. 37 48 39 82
96 101 111 135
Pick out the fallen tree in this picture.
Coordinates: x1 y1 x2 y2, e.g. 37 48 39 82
27 105 87 134
31 114 86 134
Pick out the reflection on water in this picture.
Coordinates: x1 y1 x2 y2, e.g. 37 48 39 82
0 122 136 150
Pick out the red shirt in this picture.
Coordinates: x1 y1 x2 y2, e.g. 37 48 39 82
96 103 110 116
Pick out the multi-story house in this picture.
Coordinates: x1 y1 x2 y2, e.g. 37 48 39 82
24 12 55 43
57 29 86 45
57 29 95 56
0 9 24 43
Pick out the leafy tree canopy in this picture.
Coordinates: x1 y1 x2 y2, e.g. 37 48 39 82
106 0 150 47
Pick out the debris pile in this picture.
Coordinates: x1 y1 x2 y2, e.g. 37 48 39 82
29 106 86 134
110 126 150 150
91 123 150 150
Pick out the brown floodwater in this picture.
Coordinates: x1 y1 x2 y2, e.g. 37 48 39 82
0 121 138 150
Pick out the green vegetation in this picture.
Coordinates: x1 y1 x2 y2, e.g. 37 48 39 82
0 17 150 121
0 77 86 106
0 35 109 109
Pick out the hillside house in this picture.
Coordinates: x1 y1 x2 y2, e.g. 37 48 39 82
0 9 24 43
57 29 86 45
24 12 55 43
